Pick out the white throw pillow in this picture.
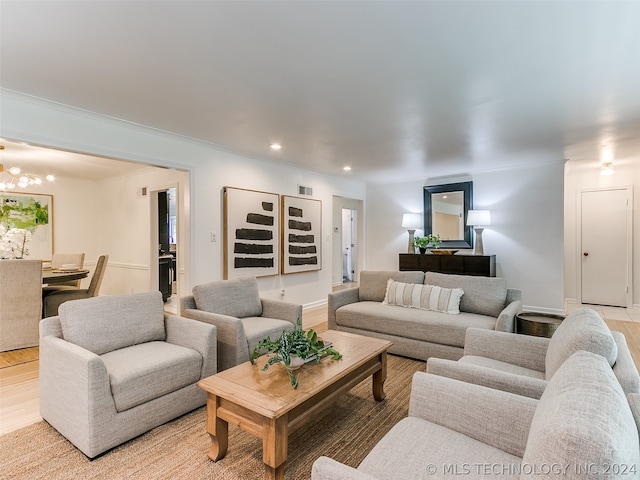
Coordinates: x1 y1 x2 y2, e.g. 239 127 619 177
382 279 463 314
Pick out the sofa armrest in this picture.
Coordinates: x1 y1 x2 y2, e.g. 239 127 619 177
494 299 522 332
166 314 217 378
464 327 549 373
426 358 548 399
327 288 360 330
628 393 640 433
612 331 640 394
312 457 380 480
179 295 197 313
181 308 247 371
39 335 115 457
261 298 301 324
409 372 537 458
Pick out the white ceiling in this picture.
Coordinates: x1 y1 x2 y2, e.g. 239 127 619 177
1 1 639 183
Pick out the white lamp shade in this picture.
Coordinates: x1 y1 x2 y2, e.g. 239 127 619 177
402 213 422 229
466 210 491 226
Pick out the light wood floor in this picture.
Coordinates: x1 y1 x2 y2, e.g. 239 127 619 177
1 303 638 436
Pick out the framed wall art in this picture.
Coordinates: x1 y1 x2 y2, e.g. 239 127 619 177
0 192 53 260
223 187 279 279
281 195 322 274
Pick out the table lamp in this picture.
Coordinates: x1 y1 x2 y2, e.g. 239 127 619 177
466 210 491 255
402 213 422 253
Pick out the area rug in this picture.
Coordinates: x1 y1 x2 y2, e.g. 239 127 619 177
0 355 424 480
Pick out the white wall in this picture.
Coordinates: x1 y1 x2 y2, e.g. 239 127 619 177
365 162 565 312
1 90 366 307
564 156 640 309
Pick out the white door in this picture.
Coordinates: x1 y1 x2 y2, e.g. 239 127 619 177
581 188 630 307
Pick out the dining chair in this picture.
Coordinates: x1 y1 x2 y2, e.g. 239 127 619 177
0 259 43 351
43 255 109 317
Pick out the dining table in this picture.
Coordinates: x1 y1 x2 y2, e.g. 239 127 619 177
42 268 90 285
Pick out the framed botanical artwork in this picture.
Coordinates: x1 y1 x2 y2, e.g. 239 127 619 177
0 192 53 260
281 195 322 274
223 187 280 279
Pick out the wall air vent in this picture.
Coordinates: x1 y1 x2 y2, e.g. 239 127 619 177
297 185 313 196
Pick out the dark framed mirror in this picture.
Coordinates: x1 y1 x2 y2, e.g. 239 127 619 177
423 181 473 249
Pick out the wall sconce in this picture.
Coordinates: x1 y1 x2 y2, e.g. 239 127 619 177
466 210 491 255
402 213 422 254
600 162 614 176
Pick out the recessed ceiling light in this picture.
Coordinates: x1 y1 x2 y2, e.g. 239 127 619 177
269 143 282 150
343 166 352 171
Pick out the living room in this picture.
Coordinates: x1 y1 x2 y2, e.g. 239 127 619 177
1 1 640 478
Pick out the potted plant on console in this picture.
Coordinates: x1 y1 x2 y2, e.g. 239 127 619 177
413 233 441 254
250 319 342 389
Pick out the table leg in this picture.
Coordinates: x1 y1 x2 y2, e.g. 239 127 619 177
372 351 387 401
263 415 288 480
205 394 228 461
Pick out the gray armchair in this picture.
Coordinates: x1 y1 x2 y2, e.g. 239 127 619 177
180 276 302 371
0 259 42 352
426 307 639 398
312 351 639 479
39 291 217 458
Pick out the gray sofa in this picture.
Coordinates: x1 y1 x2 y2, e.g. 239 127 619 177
40 291 217 458
427 306 640 397
312 350 640 480
329 271 522 361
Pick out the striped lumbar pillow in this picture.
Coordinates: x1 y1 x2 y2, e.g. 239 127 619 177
382 279 464 314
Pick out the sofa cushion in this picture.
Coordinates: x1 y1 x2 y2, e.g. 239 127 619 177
459 356 546 380
424 272 507 317
336 302 496 348
241 316 297 354
545 307 617 379
101 341 203 412
359 271 425 302
193 276 262 318
383 280 464 314
59 291 166 355
523 350 640 477
358 417 521 480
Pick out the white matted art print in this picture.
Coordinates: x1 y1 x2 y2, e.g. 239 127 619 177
281 195 322 274
0 192 53 260
223 187 279 279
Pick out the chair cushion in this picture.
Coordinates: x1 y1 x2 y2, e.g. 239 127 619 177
523 350 639 477
101 341 203 412
192 276 262 318
358 271 425 302
59 291 166 355
545 307 617 379
241 317 296 354
383 279 463 314
424 272 507 317
459 355 546 380
358 417 521 480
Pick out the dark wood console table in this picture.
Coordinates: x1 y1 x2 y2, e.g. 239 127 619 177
399 253 496 277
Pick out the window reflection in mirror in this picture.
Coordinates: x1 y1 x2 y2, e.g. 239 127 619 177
431 191 464 240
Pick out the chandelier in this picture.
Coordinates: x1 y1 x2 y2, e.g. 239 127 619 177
0 145 55 190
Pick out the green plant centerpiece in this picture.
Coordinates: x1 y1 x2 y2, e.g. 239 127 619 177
249 318 342 389
413 233 441 252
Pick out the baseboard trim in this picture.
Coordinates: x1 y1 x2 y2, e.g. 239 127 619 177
304 299 327 310
522 305 566 315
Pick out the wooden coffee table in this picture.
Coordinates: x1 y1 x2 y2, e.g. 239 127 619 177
197 330 392 480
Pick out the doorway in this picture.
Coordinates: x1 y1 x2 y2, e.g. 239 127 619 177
342 208 357 282
579 187 632 307
332 196 364 287
152 186 179 312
